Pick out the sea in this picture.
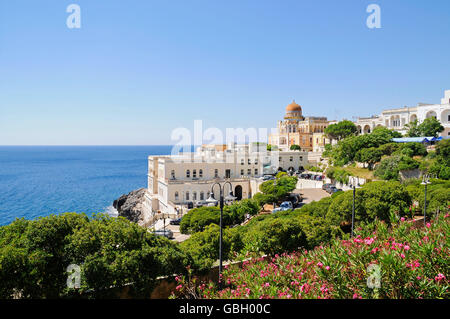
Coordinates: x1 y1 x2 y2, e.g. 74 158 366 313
0 146 183 226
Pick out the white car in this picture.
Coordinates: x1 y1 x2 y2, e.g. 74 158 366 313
272 201 293 213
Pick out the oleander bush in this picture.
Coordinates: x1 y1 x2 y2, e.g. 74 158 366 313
173 214 450 299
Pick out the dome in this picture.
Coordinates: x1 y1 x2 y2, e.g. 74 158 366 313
286 100 302 112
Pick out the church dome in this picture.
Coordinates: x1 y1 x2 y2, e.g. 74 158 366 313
286 100 302 112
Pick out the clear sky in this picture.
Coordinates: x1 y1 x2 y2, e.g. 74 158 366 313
1 0 449 145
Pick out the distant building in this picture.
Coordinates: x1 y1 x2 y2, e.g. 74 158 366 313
354 90 450 136
268 101 332 152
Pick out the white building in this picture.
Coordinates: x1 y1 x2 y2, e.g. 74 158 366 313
146 143 309 215
355 90 450 136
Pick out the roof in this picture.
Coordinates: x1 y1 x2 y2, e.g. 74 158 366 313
392 137 431 143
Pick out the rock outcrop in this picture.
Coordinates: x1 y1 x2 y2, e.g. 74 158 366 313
113 188 149 226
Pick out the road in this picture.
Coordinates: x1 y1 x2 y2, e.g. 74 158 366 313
293 188 330 204
153 219 191 242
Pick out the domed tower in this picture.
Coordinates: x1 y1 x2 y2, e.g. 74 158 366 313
284 100 304 120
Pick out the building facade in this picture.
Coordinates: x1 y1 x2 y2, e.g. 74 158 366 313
146 143 309 215
268 101 332 152
354 90 450 136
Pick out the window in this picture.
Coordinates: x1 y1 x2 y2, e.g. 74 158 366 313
225 169 231 179
279 156 282 162
199 169 203 178
241 159 244 165
299 156 303 161
186 170 190 178
290 156 293 162
193 169 197 178
186 192 189 201
247 169 251 175
214 169 219 178
248 158 251 165
255 168 258 175
171 170 175 179
254 158 258 165
200 192 204 200
241 169 244 176
448 115 450 121
193 192 197 200
174 192 179 201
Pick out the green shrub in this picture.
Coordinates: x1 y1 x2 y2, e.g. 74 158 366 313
0 213 188 298
326 181 411 227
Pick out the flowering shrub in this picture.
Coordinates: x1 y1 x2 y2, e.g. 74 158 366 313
173 214 449 299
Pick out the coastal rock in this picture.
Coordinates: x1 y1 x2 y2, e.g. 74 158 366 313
113 188 149 225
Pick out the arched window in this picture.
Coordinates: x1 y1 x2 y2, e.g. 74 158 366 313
186 192 189 201
186 170 190 178
193 169 197 178
200 192 204 200
193 191 197 200
199 169 203 178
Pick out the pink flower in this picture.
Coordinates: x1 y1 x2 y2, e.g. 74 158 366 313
317 262 323 268
175 284 182 290
353 293 362 299
426 223 431 228
435 273 446 282
264 282 270 287
404 245 410 251
400 217 405 222
400 253 405 259
325 266 330 271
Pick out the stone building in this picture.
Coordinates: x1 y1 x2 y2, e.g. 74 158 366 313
354 90 450 136
268 101 331 152
146 143 308 215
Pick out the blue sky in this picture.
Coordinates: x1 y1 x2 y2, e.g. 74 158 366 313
1 0 449 145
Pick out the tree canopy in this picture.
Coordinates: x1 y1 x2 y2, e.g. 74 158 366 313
324 120 357 141
0 213 189 298
406 118 444 137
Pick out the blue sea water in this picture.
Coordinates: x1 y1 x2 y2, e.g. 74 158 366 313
0 146 177 226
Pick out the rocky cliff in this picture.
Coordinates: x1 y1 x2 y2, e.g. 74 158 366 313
113 188 150 226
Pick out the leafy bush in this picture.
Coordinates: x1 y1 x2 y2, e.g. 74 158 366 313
374 155 420 180
0 213 189 298
326 166 351 184
326 181 411 227
175 214 450 299
180 199 260 235
179 224 242 272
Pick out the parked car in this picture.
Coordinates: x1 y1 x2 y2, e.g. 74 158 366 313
262 175 275 181
169 217 182 225
331 188 343 194
322 183 334 191
272 201 293 213
153 229 174 239
287 193 302 207
327 186 343 194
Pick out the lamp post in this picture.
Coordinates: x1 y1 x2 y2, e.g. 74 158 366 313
349 176 360 238
421 174 431 227
205 181 236 289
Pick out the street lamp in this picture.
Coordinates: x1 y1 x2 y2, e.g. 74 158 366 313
349 176 360 238
421 174 431 227
205 181 236 289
